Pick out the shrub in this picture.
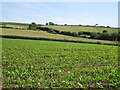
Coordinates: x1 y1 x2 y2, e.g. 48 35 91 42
71 32 78 37
28 22 37 30
99 33 110 40
48 29 54 33
97 42 101 44
49 22 54 25
109 32 118 41
103 30 107 33
90 32 99 39
106 26 110 28
78 31 83 35
66 31 71 35
64 24 67 26
54 30 60 33
60 31 66 35
83 32 91 35
97 33 101 35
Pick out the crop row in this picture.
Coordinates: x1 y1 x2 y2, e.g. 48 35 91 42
2 38 120 89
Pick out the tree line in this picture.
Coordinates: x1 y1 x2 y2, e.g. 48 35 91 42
28 22 120 41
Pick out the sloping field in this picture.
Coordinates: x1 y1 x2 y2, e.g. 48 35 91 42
1 22 118 34
43 25 118 33
2 28 118 45
2 38 119 88
3 24 28 29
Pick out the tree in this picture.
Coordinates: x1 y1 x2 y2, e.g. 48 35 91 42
46 23 48 25
28 22 37 30
95 24 98 26
49 22 54 25
106 26 110 28
64 24 67 26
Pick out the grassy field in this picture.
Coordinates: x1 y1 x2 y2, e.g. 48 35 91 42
1 22 118 34
3 24 28 29
2 38 119 89
2 28 118 45
43 25 118 33
1 22 29 29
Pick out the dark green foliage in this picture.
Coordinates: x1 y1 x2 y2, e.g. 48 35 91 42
90 31 119 41
49 22 54 25
66 31 71 35
54 30 60 34
118 32 120 41
1 26 14 29
90 32 99 39
78 31 83 35
27 22 119 41
83 32 91 35
70 32 78 37
103 30 107 33
99 33 110 40
97 42 101 44
95 24 98 26
97 33 100 35
109 32 118 41
46 23 48 25
48 29 54 33
28 22 37 30
64 24 67 26
106 26 110 28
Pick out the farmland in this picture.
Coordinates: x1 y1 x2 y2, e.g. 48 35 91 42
1 22 118 34
2 38 120 89
43 25 118 34
2 28 118 45
1 22 120 89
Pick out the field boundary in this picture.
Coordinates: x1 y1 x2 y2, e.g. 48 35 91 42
1 35 119 46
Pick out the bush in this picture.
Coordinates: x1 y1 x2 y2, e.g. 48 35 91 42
103 30 107 33
78 31 83 35
60 31 66 35
66 31 71 35
97 42 101 44
106 26 110 28
97 33 101 35
99 33 110 40
90 32 99 39
64 24 67 26
49 22 54 25
109 32 118 41
83 32 91 35
28 22 37 30
46 23 48 25
54 30 60 33
71 32 78 37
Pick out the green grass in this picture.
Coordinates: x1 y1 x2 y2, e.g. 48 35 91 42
2 28 118 45
4 24 28 29
2 38 120 89
43 25 118 33
1 22 118 34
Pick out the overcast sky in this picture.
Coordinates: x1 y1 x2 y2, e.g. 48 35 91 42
2 2 118 27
